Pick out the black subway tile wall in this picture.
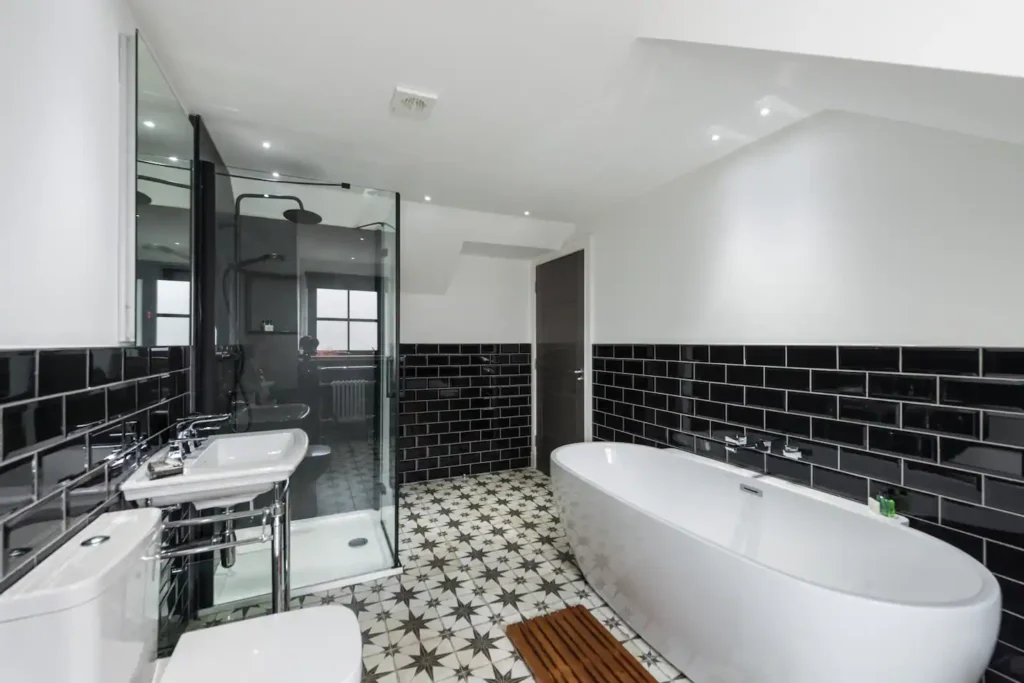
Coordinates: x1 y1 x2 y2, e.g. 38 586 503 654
399 343 531 483
593 344 1024 680
0 345 191 592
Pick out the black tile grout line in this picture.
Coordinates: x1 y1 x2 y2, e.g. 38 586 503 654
593 418 1024 523
0 367 190 412
593 382 1024 448
592 405 1024 495
592 352 1024 382
0 388 190 469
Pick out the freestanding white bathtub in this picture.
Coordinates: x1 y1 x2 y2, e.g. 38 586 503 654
551 442 1001 683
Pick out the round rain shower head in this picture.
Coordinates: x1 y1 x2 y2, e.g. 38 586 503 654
283 208 323 225
136 191 152 206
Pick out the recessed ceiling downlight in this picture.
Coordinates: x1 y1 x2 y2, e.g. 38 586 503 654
262 141 272 149
143 120 155 128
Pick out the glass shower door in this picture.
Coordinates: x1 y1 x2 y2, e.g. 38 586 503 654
376 204 399 563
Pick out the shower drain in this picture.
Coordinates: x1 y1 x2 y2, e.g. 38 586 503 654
348 537 368 548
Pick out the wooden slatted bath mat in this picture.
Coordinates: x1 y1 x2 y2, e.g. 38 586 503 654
506 605 658 683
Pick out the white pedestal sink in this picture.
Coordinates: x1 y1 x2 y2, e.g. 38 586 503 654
122 429 309 510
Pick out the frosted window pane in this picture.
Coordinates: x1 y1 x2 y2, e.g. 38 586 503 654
156 317 190 346
349 290 378 320
157 280 190 315
350 322 377 351
317 320 348 351
317 289 348 318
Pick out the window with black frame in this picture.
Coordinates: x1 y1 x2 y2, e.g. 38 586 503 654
313 287 378 352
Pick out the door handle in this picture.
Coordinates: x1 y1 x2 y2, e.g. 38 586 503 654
574 368 583 382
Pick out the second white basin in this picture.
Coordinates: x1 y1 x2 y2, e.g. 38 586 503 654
121 428 308 510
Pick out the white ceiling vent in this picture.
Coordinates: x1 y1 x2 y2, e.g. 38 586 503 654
390 86 437 120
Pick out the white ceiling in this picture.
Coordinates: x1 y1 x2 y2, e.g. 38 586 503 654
131 0 1024 223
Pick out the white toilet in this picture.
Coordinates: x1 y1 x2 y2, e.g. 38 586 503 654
0 508 362 683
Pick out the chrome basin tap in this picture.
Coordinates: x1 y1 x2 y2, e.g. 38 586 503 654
169 414 231 459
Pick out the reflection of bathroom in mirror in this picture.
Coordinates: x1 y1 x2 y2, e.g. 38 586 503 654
136 34 192 347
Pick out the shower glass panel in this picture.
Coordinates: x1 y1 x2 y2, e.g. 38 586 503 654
208 170 399 607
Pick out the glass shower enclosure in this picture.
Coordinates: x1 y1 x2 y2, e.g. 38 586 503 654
204 171 399 607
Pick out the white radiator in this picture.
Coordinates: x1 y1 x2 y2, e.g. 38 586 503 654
331 379 372 423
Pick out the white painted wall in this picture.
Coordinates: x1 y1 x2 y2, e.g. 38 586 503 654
401 255 531 343
588 111 1024 346
641 0 1024 79
0 0 135 348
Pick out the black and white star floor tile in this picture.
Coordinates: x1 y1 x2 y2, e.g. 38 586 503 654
194 468 690 683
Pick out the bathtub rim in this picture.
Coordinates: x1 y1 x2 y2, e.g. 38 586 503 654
551 441 1000 611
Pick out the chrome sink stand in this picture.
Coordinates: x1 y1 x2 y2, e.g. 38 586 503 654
156 479 292 613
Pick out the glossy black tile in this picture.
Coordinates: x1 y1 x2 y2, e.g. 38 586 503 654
989 642 1024 682
983 349 1024 379
664 361 694 380
902 347 979 376
2 397 63 456
728 447 764 473
667 430 693 450
903 460 982 503
811 370 866 396
986 477 1024 516
744 346 786 367
727 405 764 429
868 374 937 403
124 348 149 380
787 346 837 369
940 437 1024 481
680 381 709 400
840 448 901 481
813 467 867 502
838 347 900 372
681 346 709 362
656 410 681 431
996 574 1024 619
0 351 35 403
694 363 726 383
709 383 744 405
655 377 680 395
902 404 979 438
654 345 680 361
942 498 1024 548
765 367 810 391
693 437 725 461
88 348 123 387
984 412 1024 448
838 397 899 426
632 345 655 360
709 345 744 364
812 418 865 447
909 517 983 561
869 427 937 461
107 384 137 420
869 481 939 522
988 542 1024 584
941 377 1024 413
680 415 711 436
765 454 811 485
38 349 87 395
764 410 811 438
745 387 786 411
726 365 763 387
643 360 666 377
65 390 106 434
694 400 726 421
787 438 839 468
788 392 837 418
1000 610 1024 653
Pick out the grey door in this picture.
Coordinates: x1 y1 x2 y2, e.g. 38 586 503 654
535 250 585 475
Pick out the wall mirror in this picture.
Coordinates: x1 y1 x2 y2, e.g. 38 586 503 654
136 34 192 347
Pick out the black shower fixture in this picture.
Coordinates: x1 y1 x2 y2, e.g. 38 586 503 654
234 252 285 269
283 208 323 225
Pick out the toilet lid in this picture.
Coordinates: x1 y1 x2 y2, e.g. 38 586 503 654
160 606 361 683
